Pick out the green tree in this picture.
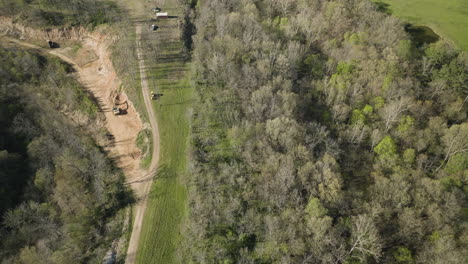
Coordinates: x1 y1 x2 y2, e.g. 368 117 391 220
374 136 397 158
393 247 413 264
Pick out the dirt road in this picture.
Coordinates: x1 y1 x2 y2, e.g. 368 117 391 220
1 34 158 262
2 37 80 68
1 36 144 177
124 23 161 264
2 22 161 264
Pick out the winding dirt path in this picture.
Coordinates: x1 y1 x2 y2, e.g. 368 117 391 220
2 37 79 67
2 21 161 263
124 23 160 264
1 34 160 263
1 36 144 178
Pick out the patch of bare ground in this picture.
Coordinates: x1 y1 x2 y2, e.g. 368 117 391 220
0 16 144 182
0 17 149 260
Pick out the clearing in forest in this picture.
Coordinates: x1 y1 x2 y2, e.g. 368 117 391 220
373 0 468 50
0 35 144 182
124 0 192 263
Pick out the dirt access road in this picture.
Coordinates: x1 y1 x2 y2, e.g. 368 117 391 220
124 23 160 264
1 31 160 262
1 35 145 178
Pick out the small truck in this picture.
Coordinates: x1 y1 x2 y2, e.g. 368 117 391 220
112 106 120 115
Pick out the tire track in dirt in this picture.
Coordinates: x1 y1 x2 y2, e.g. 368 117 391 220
2 36 80 68
124 23 160 264
2 20 161 264
0 36 144 181
1 34 155 262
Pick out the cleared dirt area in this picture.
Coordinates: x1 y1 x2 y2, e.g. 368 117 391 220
1 16 163 263
60 45 99 67
0 34 145 197
79 36 144 180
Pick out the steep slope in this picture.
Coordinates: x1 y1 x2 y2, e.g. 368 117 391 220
1 19 144 182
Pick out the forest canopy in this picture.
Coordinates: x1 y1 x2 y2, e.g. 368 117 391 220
0 0 121 27
181 0 468 263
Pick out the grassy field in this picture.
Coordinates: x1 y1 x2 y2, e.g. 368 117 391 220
374 0 468 50
135 2 192 264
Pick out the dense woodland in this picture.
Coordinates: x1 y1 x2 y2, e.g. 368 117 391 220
182 0 468 263
0 0 121 28
0 0 466 263
0 48 131 263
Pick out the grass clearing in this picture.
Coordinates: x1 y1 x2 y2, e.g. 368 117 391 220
373 0 468 50
135 2 192 264
136 75 191 264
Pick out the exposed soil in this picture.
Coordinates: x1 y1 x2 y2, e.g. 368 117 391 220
60 46 99 67
1 17 161 263
1 17 149 258
0 19 144 183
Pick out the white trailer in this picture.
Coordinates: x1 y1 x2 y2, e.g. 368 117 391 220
156 12 168 19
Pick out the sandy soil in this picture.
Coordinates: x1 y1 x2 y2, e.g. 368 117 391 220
2 21 161 264
1 35 146 211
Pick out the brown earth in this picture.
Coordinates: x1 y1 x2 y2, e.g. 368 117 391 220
0 17 152 257
0 18 144 179
1 17 162 263
1 16 145 182
60 46 99 67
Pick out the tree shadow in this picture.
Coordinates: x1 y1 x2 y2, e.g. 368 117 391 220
373 1 392 14
130 164 174 202
160 100 193 107
405 24 440 47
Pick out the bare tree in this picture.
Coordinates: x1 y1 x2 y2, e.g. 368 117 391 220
435 123 468 172
347 214 382 262
380 97 411 131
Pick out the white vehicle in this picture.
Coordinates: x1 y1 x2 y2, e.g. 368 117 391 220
156 12 168 19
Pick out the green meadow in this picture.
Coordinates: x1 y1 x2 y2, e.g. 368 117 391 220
374 0 468 50
135 2 192 263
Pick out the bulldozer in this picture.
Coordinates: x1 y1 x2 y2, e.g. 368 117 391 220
47 40 59 48
151 91 163 100
112 106 120 115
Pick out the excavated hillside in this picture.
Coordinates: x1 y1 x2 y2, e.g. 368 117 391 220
0 17 145 186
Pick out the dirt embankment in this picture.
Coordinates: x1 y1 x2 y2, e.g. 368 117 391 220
0 17 144 184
